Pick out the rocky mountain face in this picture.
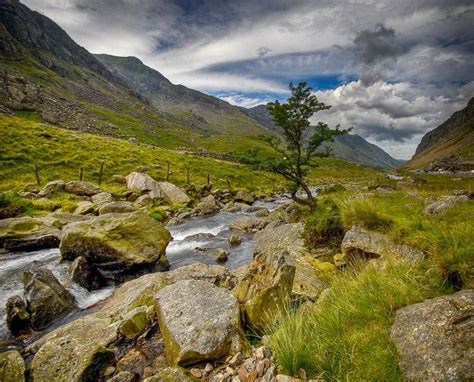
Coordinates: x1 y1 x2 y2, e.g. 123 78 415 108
244 105 401 169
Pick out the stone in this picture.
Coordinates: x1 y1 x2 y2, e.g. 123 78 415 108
116 348 149 378
6 296 31 337
65 181 100 196
194 195 219 215
38 180 65 197
230 217 266 232
22 183 39 193
233 248 295 331
190 368 202 378
136 194 152 207
91 192 114 205
228 234 241 246
18 191 38 199
37 212 91 229
234 191 254 204
99 201 136 214
126 172 163 199
69 256 108 291
60 212 171 282
0 217 61 252
108 371 138 382
217 248 229 263
391 289 474 381
341 226 425 262
157 181 191 206
118 306 155 339
0 350 25 382
144 367 194 382
155 279 248 366
74 200 96 215
23 268 76 330
255 208 270 217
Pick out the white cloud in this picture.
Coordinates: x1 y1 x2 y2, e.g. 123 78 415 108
216 93 273 108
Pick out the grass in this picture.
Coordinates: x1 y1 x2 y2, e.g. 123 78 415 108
269 260 446 381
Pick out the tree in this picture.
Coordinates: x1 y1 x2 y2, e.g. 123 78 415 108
266 82 350 210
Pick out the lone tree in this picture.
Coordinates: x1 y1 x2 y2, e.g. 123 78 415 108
266 82 350 210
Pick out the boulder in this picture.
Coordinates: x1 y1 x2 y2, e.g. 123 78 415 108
228 234 241 246
423 194 468 215
60 212 171 282
157 181 190 205
0 350 25 382
74 200 96 215
255 208 270 217
108 371 137 382
6 296 31 337
233 247 295 331
65 181 100 196
136 194 152 207
22 183 39 193
91 192 114 205
37 212 90 229
341 226 425 262
25 264 237 381
38 180 65 197
216 248 229 263
234 191 254 204
194 195 219 215
229 217 266 232
99 201 136 214
23 268 76 330
390 289 474 381
0 217 61 252
125 172 163 199
155 280 248 366
69 256 108 291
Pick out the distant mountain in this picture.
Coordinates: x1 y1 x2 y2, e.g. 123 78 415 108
243 105 402 169
95 54 270 136
405 98 474 168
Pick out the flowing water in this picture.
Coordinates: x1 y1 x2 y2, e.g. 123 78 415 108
0 197 289 340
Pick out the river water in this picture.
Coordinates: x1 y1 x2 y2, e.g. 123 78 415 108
0 198 288 340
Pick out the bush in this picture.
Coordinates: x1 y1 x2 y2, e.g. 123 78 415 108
302 199 344 248
0 192 33 218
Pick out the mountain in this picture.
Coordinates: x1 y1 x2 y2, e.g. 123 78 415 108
405 98 474 168
0 0 269 153
244 105 402 169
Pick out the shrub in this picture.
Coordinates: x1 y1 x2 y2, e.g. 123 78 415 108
0 192 33 218
302 199 344 248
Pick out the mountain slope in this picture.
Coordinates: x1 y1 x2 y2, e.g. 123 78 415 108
405 98 474 168
95 54 270 136
244 105 401 169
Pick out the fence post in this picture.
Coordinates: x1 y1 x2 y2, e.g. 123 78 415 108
98 161 105 186
34 160 41 186
226 177 231 190
207 173 210 185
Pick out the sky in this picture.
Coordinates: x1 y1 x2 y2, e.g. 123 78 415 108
23 0 474 159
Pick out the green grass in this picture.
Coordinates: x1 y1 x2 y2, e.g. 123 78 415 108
270 261 446 381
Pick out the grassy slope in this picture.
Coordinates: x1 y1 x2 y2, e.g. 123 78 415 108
270 182 473 381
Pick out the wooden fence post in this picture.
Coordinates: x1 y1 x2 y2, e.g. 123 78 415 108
34 160 41 186
98 161 105 186
207 173 210 185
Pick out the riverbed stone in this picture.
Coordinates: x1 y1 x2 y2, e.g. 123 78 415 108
23 268 76 330
157 181 190 206
60 212 171 282
69 256 108 291
390 289 474 381
0 217 61 252
230 217 266 232
144 367 194 382
155 280 248 366
234 191 254 204
194 195 219 215
6 296 31 337
0 350 25 382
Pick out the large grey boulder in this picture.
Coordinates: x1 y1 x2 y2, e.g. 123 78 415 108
60 212 171 282
229 217 266 232
234 191 254 204
0 217 61 252
391 290 474 381
38 180 65 197
65 181 100 196
23 268 77 330
25 264 236 381
74 200 96 215
91 192 114 205
125 172 163 199
341 226 425 262
194 194 219 215
157 181 190 205
155 279 248 366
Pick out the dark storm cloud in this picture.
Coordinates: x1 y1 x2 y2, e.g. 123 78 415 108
354 25 401 65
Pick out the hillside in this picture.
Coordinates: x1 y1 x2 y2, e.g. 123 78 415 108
244 105 401 169
406 98 474 168
0 0 270 156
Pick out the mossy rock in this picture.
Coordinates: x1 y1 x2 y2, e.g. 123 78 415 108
144 367 195 381
0 350 25 382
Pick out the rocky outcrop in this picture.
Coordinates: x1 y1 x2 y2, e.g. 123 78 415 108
0 350 25 382
341 226 425 262
23 268 76 330
25 264 235 381
234 191 254 204
157 181 190 206
60 212 171 282
155 279 248 366
0 217 61 252
98 201 136 214
65 181 100 196
69 256 108 291
233 248 295 331
391 289 474 381
74 200 96 215
91 192 114 205
126 172 163 199
194 195 219 215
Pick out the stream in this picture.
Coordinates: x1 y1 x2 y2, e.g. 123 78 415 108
0 197 288 340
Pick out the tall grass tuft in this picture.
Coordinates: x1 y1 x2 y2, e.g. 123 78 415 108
340 197 393 232
269 260 445 381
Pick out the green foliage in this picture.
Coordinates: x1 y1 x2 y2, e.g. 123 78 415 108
269 261 445 381
340 197 394 232
302 199 344 248
0 192 33 218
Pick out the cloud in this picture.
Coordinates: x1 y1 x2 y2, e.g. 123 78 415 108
354 25 401 65
215 93 274 108
257 47 271 58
